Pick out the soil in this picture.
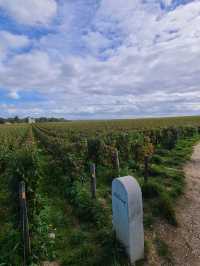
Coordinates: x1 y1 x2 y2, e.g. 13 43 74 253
42 262 60 266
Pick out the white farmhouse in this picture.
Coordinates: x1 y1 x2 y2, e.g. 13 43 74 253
28 117 35 124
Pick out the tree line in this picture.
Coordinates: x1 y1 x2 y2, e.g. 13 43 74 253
0 116 70 124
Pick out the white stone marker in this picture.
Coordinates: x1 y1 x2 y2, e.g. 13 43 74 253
112 176 144 264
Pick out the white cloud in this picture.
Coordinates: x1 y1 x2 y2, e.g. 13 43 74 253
0 50 62 90
1 0 200 118
82 31 111 55
161 0 173 7
0 31 30 60
7 91 20 100
0 31 30 49
0 0 57 26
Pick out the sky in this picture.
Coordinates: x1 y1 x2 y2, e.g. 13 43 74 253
0 0 200 119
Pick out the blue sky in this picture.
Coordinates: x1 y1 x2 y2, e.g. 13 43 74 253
0 0 200 119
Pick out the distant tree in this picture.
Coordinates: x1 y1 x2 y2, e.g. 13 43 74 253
7 117 14 123
14 116 19 123
24 117 29 123
0 116 69 123
35 117 68 123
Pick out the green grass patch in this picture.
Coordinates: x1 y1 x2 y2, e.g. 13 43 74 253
154 237 174 264
141 135 200 226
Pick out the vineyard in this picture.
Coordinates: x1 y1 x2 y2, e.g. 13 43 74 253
1 116 200 266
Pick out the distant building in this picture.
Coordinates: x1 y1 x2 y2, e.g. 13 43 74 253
28 117 35 124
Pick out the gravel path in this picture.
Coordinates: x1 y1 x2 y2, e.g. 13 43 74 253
157 143 200 265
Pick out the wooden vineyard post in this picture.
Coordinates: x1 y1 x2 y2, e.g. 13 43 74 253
19 181 31 266
90 163 96 199
115 149 120 177
144 156 149 182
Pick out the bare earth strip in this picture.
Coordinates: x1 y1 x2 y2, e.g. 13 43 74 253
157 143 200 265
42 262 60 266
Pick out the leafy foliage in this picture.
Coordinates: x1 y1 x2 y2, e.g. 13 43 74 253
1 117 200 265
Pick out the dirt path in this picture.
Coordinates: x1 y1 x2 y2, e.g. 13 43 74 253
157 143 200 265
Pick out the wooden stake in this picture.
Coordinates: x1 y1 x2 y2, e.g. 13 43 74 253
90 163 96 199
19 181 31 266
115 149 120 177
144 156 149 182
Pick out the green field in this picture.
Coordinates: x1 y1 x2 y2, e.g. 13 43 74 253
1 116 200 265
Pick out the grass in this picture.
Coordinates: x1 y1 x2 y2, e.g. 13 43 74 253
36 143 130 266
141 135 200 228
1 122 200 265
27 131 200 265
56 133 200 264
154 237 173 264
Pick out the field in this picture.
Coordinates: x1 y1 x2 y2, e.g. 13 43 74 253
1 116 200 266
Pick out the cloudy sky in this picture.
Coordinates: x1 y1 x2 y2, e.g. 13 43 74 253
0 0 200 119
